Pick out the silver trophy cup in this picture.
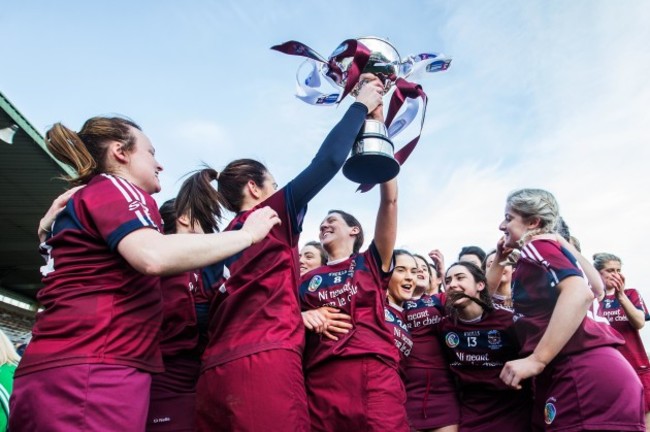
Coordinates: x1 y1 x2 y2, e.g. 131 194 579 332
340 37 401 184
342 120 400 184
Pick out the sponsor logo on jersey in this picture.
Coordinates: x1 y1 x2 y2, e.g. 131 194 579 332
128 200 145 212
545 397 557 424
422 296 435 307
308 275 322 292
385 308 395 323
445 332 460 348
404 300 418 309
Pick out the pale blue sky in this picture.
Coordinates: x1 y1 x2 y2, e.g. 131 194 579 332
3 1 650 341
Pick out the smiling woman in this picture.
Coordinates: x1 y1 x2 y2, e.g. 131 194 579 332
298 174 407 432
9 116 280 432
495 188 645 431
385 249 417 375
195 75 385 432
438 261 531 432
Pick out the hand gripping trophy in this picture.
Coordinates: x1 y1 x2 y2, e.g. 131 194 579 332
272 37 451 189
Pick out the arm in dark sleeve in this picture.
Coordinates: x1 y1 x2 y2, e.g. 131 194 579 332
288 102 368 210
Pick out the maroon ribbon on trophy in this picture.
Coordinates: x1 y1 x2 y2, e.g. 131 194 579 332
271 40 372 103
272 38 450 191
357 78 428 192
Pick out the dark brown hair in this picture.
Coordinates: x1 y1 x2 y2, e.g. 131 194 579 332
304 241 328 265
216 159 269 212
160 168 223 235
445 261 494 322
46 116 140 185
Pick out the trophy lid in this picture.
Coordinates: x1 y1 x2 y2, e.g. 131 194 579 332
328 37 402 88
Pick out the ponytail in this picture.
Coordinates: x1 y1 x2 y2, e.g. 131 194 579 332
175 167 223 233
45 116 140 185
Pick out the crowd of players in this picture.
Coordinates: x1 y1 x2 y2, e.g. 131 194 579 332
5 73 648 431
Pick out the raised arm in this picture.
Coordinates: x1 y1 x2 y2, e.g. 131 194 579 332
612 274 645 329
486 236 512 296
374 178 398 272
289 74 384 210
118 206 280 276
555 235 604 300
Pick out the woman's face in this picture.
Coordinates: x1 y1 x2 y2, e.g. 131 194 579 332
445 264 485 308
299 245 324 276
387 254 418 305
598 260 622 290
125 128 163 194
499 205 532 248
258 172 278 202
319 212 358 252
414 256 431 291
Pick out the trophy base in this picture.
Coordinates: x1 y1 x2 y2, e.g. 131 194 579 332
342 152 400 184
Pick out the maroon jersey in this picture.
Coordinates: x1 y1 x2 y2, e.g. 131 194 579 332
439 307 531 431
600 289 650 372
200 188 305 370
439 306 520 391
385 302 413 376
159 270 201 357
403 293 447 368
18 174 163 377
512 239 623 356
299 243 396 371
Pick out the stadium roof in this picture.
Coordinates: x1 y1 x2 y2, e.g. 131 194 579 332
0 91 70 299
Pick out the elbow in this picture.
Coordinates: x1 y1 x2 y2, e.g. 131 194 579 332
581 287 595 308
130 248 166 276
140 261 165 277
632 316 646 330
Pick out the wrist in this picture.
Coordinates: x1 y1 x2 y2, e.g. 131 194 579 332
240 229 255 246
529 351 550 369
39 223 52 234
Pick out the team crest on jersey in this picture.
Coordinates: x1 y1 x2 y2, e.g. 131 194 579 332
544 397 557 424
308 275 323 292
385 308 395 322
445 332 460 348
487 329 502 349
603 298 615 309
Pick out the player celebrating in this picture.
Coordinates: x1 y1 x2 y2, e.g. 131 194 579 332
595 252 650 429
195 75 385 431
495 188 644 431
299 175 406 432
385 250 417 377
404 253 459 432
146 168 225 431
439 261 531 432
9 117 279 432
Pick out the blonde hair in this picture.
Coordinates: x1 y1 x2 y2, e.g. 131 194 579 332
506 188 559 244
0 329 20 365
593 253 621 271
